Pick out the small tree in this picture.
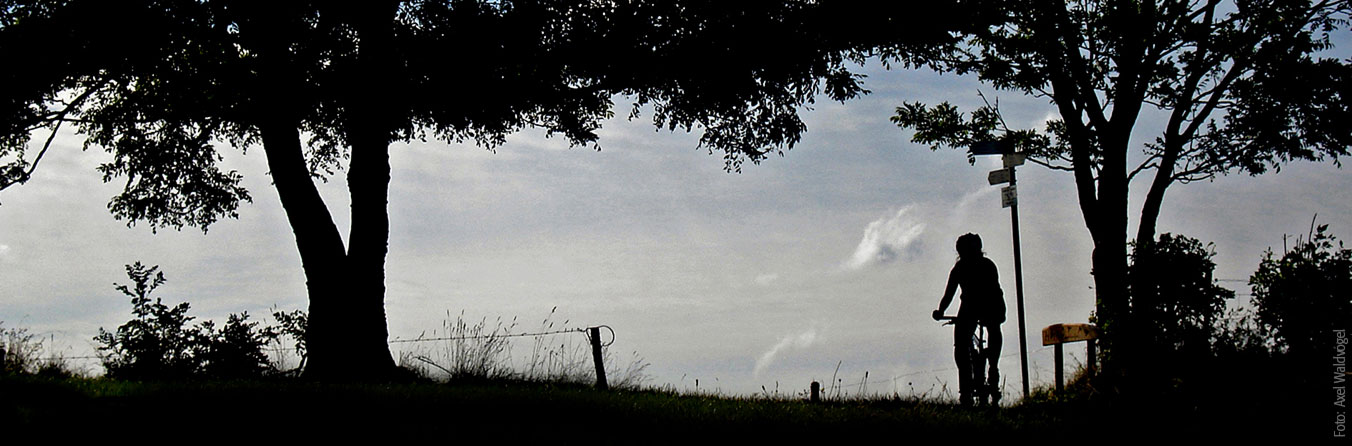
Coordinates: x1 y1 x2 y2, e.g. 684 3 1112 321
1249 223 1352 364
95 263 202 380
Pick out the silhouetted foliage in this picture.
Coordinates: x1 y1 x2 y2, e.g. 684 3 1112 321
270 307 309 373
1 0 967 379
1249 223 1352 363
2 323 41 375
2 321 77 377
1124 233 1235 393
95 262 298 380
95 263 203 380
1128 234 1234 359
889 0 1351 377
197 312 279 379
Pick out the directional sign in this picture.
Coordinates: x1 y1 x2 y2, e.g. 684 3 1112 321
1003 153 1026 168
1002 185 1017 208
988 168 1011 185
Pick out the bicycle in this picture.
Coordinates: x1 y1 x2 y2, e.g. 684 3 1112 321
937 315 1000 406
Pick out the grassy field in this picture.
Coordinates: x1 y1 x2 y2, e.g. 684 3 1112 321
0 373 1318 441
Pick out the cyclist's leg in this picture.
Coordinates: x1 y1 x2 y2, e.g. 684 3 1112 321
983 323 1003 401
954 320 977 405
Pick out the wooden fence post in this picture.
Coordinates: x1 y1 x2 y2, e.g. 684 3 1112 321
1054 343 1064 392
588 326 608 390
1087 339 1097 376
810 381 820 403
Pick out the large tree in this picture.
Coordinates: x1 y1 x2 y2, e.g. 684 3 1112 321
890 0 1351 374
1 0 963 378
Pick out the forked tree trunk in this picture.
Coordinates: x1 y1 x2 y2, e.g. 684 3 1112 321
248 3 398 380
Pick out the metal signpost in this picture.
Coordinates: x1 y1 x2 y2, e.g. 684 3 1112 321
976 143 1031 399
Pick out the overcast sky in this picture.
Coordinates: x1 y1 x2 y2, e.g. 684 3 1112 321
1 58 1349 399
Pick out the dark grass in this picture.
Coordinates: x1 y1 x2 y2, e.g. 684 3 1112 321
0 373 1326 441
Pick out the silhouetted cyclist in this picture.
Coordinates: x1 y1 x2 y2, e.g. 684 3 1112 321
931 233 1006 406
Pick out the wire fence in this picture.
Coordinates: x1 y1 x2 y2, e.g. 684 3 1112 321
9 325 614 367
389 325 614 346
16 323 1080 401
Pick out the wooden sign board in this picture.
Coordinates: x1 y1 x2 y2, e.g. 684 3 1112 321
1042 323 1099 346
988 168 1011 185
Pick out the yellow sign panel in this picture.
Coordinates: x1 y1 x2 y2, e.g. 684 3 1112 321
1042 323 1099 345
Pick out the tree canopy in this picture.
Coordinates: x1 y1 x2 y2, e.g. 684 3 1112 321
1 0 966 378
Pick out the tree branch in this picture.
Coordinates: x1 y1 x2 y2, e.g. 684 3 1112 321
1 81 106 191
1127 154 1162 183
1028 157 1075 171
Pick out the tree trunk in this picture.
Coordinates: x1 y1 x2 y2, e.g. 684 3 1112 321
329 1 401 379
247 4 398 380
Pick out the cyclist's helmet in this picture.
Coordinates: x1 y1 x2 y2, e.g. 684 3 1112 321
956 233 982 258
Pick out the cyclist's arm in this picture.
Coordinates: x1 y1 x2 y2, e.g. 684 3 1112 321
935 264 960 319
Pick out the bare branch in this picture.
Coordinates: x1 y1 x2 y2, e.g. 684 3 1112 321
1128 154 1162 182
1028 157 1075 171
4 81 107 191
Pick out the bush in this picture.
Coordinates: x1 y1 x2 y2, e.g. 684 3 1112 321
2 322 79 378
1248 223 1351 367
1126 233 1235 362
94 263 202 379
270 307 308 373
198 312 278 379
95 262 302 380
2 322 43 375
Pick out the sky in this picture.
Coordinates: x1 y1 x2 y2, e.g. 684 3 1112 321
1 57 1349 400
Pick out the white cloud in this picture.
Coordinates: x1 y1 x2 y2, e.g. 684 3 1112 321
843 206 926 270
754 326 819 377
753 273 780 286
955 187 996 213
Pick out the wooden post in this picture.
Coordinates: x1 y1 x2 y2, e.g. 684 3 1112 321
1087 339 1097 376
1054 343 1064 392
810 381 820 403
588 326 608 390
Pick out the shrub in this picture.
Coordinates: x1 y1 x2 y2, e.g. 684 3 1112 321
270 307 308 373
1248 223 1351 365
1126 233 1235 361
198 312 279 379
95 262 300 380
2 322 80 378
95 263 205 379
2 322 43 375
